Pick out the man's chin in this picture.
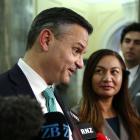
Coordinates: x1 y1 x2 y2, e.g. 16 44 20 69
62 77 71 85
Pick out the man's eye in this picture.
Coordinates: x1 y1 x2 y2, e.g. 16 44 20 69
134 40 140 45
124 39 131 43
73 48 81 55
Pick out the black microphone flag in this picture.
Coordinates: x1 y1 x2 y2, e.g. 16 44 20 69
77 122 96 140
39 112 69 140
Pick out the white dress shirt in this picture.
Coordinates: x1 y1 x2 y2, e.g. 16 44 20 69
18 58 63 114
18 58 73 140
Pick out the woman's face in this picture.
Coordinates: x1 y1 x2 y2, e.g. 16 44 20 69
92 55 123 98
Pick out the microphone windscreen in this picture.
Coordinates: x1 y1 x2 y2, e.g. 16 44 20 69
78 122 96 140
39 112 69 140
96 132 107 140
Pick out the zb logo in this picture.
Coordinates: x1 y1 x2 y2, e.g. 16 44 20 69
41 123 69 138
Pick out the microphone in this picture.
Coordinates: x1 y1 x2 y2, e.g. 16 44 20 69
77 122 96 140
96 132 108 140
54 91 96 140
39 112 69 140
69 111 96 140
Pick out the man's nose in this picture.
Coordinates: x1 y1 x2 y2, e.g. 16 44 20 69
76 56 84 69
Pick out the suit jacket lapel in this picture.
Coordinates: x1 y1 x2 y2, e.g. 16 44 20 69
9 64 35 97
119 118 129 140
104 120 119 140
103 117 129 140
130 65 140 99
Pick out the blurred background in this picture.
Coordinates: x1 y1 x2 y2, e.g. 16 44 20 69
0 0 139 108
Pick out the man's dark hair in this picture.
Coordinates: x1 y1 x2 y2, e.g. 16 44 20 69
26 7 93 50
0 95 44 140
120 22 140 43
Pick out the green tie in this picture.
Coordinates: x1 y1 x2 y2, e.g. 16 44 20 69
43 87 57 112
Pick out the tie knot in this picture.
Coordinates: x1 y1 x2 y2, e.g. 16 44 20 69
43 87 55 99
43 87 57 112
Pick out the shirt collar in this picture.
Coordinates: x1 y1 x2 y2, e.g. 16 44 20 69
128 65 139 77
18 58 53 94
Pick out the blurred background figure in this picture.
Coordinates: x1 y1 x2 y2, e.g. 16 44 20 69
120 22 140 114
73 49 140 140
0 95 44 140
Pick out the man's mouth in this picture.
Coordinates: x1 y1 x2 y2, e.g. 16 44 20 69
125 52 134 57
68 68 76 76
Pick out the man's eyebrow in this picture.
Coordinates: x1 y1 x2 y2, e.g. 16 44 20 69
75 42 87 53
134 39 140 41
124 37 140 41
124 37 131 40
77 42 86 49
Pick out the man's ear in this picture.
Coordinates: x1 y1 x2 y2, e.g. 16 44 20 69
39 29 53 51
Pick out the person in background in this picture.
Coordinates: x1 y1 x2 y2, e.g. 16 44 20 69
76 49 140 140
120 22 140 114
0 7 93 139
0 95 44 140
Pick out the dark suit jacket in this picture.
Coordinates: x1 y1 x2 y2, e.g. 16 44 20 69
104 117 129 140
0 64 34 97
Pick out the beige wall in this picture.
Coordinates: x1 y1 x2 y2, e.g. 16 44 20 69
34 0 138 58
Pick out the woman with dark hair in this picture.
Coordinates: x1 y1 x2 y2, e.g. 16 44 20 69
77 49 140 140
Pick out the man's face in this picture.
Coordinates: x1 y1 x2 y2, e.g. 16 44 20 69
121 31 140 67
45 24 89 84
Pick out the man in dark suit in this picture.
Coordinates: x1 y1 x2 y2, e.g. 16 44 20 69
120 22 140 114
0 7 93 139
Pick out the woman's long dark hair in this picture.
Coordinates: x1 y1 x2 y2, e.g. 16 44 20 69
79 49 140 140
